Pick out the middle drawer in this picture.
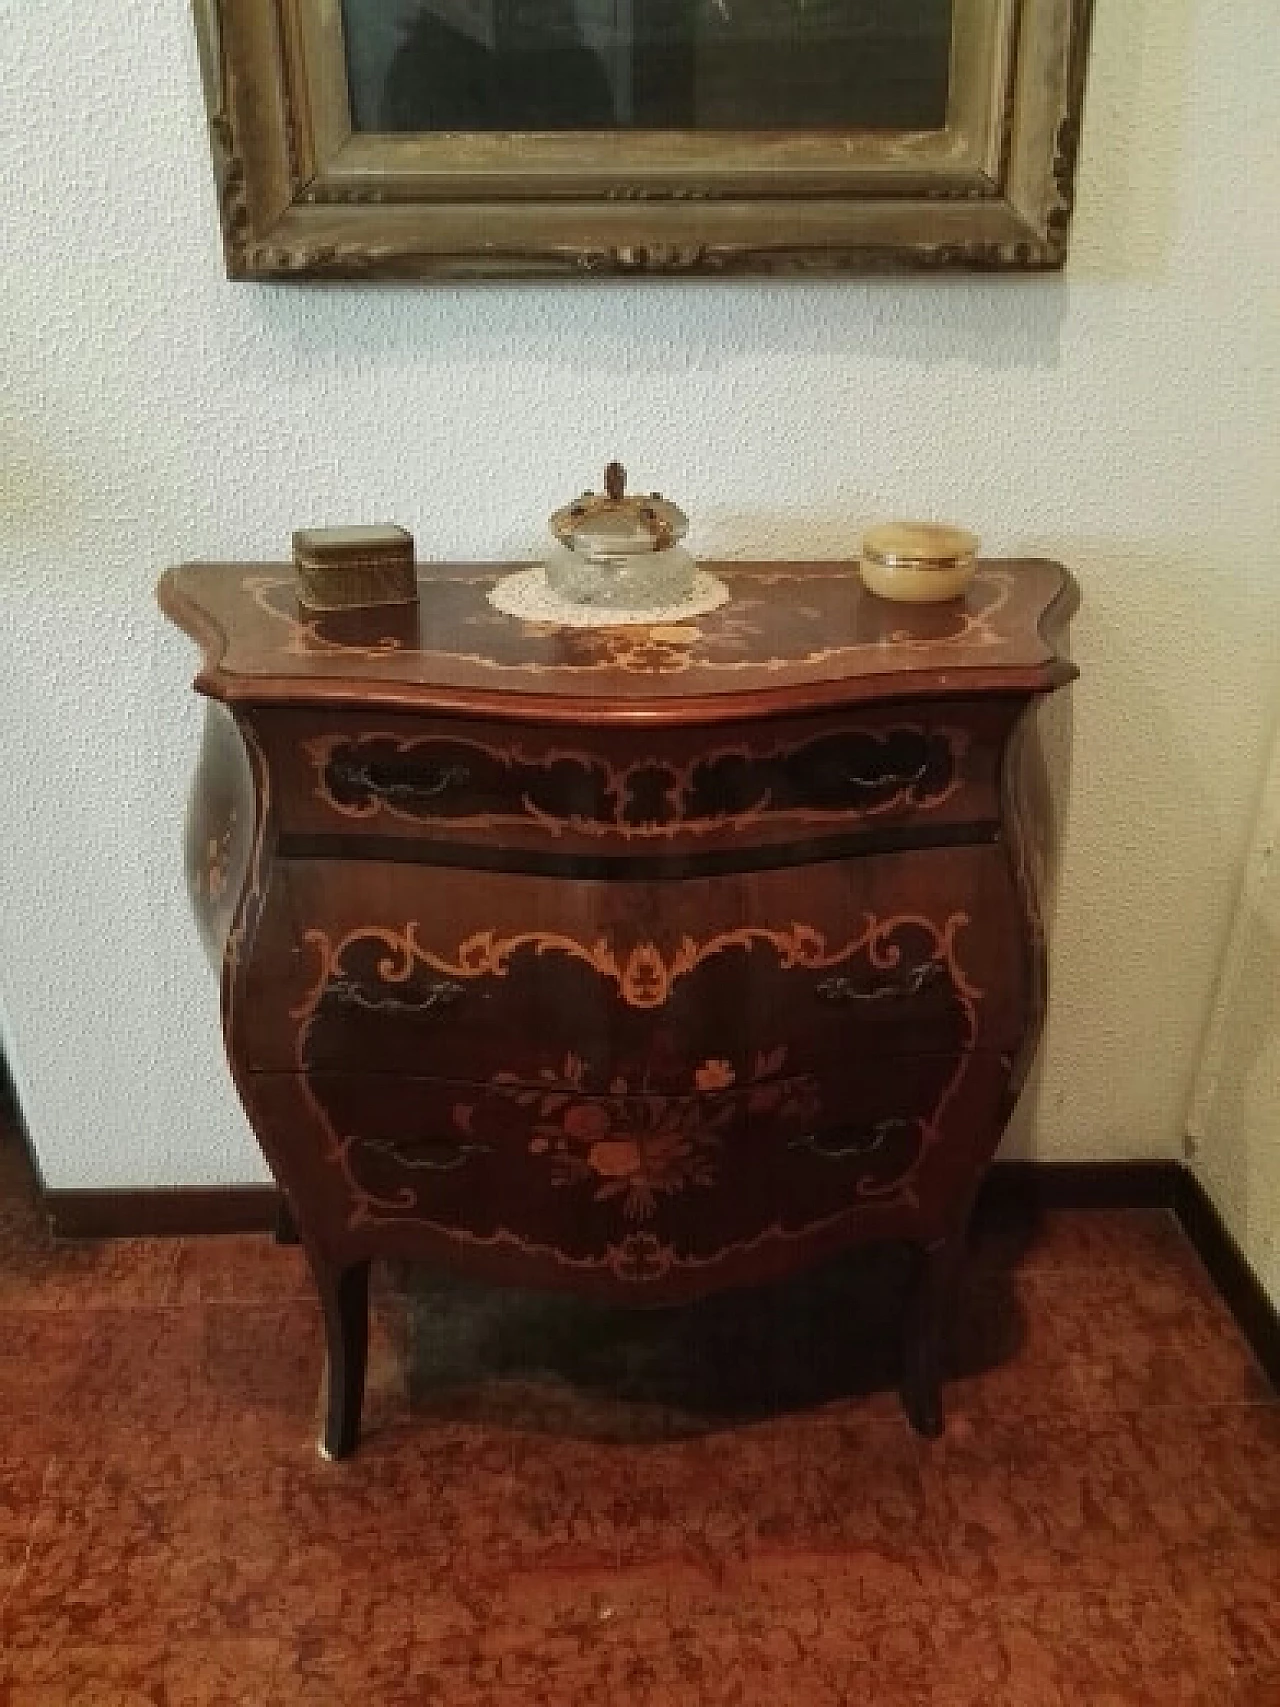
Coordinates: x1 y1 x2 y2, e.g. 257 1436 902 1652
241 846 1025 1084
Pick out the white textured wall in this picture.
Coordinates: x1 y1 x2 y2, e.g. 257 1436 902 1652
1 1 1278 1189
1189 725 1280 1309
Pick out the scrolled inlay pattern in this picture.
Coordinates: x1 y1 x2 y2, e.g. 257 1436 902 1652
307 723 966 841
293 908 983 1261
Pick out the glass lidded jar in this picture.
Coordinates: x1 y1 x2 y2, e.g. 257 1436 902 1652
545 463 695 609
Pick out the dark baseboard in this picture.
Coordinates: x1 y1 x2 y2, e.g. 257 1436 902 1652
983 1158 1182 1212
1174 1167 1280 1393
45 1187 281 1240
37 1160 1279 1392
41 1160 1181 1242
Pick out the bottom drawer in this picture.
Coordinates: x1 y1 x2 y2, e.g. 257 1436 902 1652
248 1052 1014 1300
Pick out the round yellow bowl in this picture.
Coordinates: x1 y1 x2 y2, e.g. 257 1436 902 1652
860 522 980 604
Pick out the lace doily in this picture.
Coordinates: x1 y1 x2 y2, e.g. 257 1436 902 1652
488 566 732 629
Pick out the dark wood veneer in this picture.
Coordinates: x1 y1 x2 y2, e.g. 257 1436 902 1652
159 556 1078 1456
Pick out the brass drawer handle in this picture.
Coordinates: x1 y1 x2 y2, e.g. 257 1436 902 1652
790 1118 917 1162
326 976 466 1017
361 1137 491 1173
328 758 471 805
830 758 928 792
815 959 943 1005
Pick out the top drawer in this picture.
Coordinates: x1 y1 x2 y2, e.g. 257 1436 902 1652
260 702 1009 859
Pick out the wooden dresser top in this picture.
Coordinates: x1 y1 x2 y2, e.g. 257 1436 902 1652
159 559 1077 726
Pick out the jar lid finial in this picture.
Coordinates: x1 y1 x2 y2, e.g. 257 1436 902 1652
549 464 687 560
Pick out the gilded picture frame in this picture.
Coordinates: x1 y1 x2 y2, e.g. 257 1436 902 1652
193 0 1096 281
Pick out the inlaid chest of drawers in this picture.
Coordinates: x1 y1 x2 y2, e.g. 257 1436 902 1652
159 557 1077 1457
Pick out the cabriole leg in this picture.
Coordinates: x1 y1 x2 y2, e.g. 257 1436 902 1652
900 1233 966 1439
307 1253 371 1461
273 1197 300 1246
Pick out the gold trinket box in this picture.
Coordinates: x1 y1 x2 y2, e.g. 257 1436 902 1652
860 523 980 605
292 525 417 612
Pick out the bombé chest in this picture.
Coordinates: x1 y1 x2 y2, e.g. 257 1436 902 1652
160 557 1076 1455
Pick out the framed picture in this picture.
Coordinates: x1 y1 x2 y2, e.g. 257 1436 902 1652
194 0 1095 280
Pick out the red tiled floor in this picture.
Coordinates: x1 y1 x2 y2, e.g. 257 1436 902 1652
941 1271 1086 1422
966 1201 1206 1282
1048 1262 1273 1412
170 1232 314 1307
0 1119 1275 1704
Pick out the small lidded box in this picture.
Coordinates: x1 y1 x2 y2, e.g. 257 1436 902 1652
859 523 980 605
292 525 417 613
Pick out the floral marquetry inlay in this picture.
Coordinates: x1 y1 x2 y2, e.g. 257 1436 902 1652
288 903 987 1274
239 563 1020 682
161 558 1077 724
453 1049 823 1226
198 811 237 903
